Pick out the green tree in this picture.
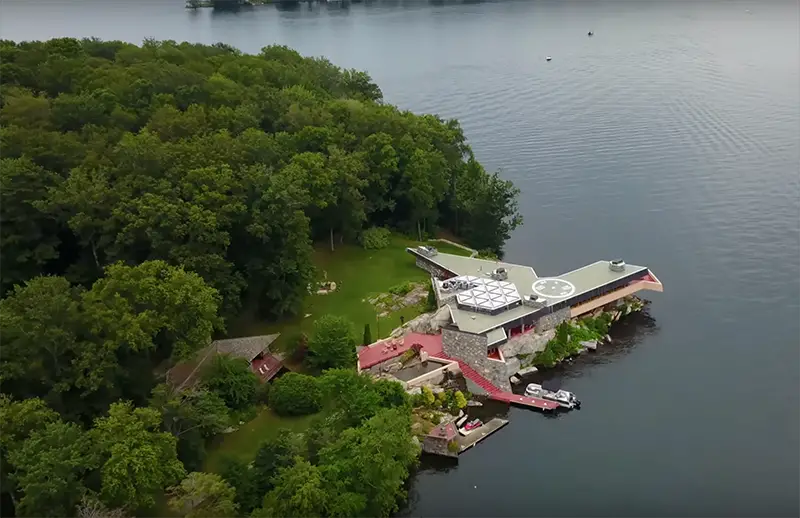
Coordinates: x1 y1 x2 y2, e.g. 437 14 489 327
362 323 372 346
251 432 298 499
0 157 62 295
258 458 329 518
91 401 186 511
318 408 420 517
149 384 229 471
269 373 323 417
167 472 238 518
306 315 357 371
201 354 259 411
218 457 260 515
8 421 96 518
0 397 60 513
426 279 437 311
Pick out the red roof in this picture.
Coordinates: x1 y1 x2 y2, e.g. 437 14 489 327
250 354 283 382
428 421 458 441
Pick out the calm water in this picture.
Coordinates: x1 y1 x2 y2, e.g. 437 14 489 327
2 0 798 515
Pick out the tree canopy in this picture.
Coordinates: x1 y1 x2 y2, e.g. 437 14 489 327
0 37 524 518
0 38 521 319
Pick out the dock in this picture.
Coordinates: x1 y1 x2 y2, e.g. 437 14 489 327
457 418 509 453
491 391 560 410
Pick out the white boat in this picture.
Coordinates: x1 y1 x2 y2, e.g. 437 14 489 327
524 383 581 409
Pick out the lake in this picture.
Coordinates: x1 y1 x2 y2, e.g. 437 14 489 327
2 0 798 515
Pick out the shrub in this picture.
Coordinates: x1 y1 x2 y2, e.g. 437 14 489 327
453 390 467 409
388 281 414 296
255 381 271 404
447 440 459 453
421 386 435 407
399 348 416 364
360 227 391 250
477 248 499 260
269 373 323 417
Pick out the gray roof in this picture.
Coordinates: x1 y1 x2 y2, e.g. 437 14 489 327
413 249 649 335
166 334 280 391
211 334 280 362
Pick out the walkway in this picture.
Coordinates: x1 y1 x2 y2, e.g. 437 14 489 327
358 332 558 411
435 352 559 411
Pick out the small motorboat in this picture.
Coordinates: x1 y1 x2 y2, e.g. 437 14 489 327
588 31 594 36
459 419 483 435
524 383 581 409
545 56 552 62
456 414 469 427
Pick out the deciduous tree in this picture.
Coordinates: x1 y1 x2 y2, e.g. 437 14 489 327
167 472 238 518
91 401 185 511
306 315 357 371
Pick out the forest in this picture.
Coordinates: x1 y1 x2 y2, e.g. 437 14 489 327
0 38 522 517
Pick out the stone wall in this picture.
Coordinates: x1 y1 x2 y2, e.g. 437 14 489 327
415 258 452 279
535 307 571 331
442 327 488 360
443 328 511 392
422 436 457 458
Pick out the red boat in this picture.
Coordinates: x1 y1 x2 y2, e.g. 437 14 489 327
463 419 483 432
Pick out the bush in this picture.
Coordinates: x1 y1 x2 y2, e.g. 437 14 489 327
453 390 467 409
421 386 435 407
255 381 271 404
269 373 323 417
447 440 459 453
360 227 391 250
388 281 413 296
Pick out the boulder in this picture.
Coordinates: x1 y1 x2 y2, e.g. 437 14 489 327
517 365 538 376
510 375 521 384
407 386 422 395
580 340 598 350
387 362 402 373
604 334 612 343
431 387 445 394
467 400 484 407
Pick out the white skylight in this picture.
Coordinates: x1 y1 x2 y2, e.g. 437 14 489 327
452 275 521 312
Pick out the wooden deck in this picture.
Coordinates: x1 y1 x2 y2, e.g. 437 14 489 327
457 418 509 453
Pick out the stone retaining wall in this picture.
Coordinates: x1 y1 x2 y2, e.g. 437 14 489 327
422 435 457 458
416 257 452 279
442 328 511 392
535 307 571 331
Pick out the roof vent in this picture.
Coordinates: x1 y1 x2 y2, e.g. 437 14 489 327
489 267 508 281
418 245 438 257
609 259 626 272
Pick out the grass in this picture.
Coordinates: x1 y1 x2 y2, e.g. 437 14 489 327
204 406 319 472
208 233 472 469
230 234 457 354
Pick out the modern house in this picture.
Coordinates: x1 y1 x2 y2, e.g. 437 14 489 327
407 246 663 390
167 334 284 391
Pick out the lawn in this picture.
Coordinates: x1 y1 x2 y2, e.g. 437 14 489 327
231 234 472 356
207 234 472 470
204 406 319 472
